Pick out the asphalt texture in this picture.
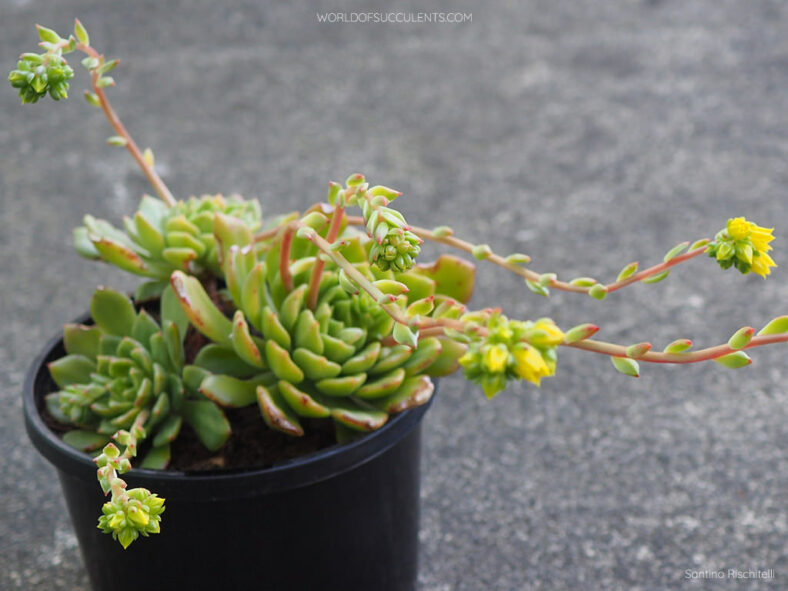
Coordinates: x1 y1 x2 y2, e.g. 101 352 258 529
1 1 786 590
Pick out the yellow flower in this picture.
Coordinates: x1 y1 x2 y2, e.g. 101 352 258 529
727 217 751 241
727 217 775 252
722 217 777 277
512 346 553 386
749 225 775 253
529 318 565 347
751 251 777 278
483 344 509 373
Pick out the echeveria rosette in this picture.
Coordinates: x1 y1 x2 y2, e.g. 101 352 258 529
73 193 263 293
170 211 475 439
46 286 233 468
458 311 564 398
708 217 777 278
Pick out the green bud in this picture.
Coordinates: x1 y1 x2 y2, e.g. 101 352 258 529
472 244 492 260
569 277 596 287
563 323 599 344
589 284 608 300
102 442 120 459
432 226 454 238
83 90 100 107
107 136 128 147
345 173 365 187
715 242 734 261
505 253 531 265
625 342 652 358
525 279 549 297
327 182 341 205
538 273 557 287
81 56 99 70
143 148 155 167
96 76 115 88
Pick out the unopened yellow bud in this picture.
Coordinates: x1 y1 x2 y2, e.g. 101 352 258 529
529 319 565 346
483 345 508 373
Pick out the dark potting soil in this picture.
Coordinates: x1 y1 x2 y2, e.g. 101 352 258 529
41 398 338 472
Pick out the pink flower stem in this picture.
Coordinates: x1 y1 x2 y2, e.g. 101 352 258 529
564 333 788 363
306 205 345 309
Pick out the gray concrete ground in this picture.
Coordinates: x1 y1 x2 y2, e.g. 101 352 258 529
1 1 786 589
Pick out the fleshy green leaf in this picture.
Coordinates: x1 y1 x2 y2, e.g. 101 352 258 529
757 316 788 336
408 255 476 303
63 324 101 359
140 444 171 469
714 351 752 369
91 288 136 337
151 416 182 447
199 374 265 407
256 385 304 436
727 327 754 350
48 355 96 388
642 270 669 284
616 262 639 282
663 339 692 354
663 241 690 262
193 345 260 378
169 271 232 346
393 323 418 349
74 19 89 45
182 400 231 451
62 430 110 452
611 356 640 377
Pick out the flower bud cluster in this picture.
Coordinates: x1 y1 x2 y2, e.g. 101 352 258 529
458 311 564 398
708 217 776 278
97 487 165 549
9 51 74 103
331 174 422 273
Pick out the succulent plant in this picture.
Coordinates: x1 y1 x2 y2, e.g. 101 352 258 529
74 194 263 293
12 20 787 551
47 286 232 468
169 210 474 438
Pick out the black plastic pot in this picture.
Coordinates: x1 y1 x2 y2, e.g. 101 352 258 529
24 321 432 591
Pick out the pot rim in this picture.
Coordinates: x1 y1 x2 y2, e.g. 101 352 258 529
24 315 434 500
